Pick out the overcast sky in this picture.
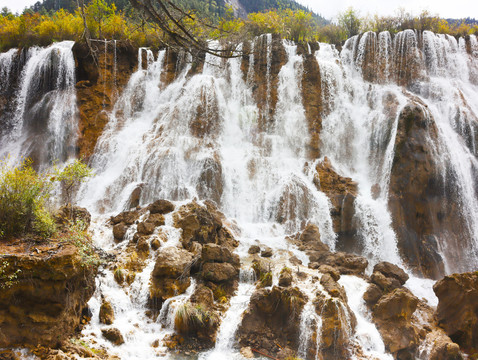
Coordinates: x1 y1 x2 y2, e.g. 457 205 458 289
1 0 477 19
297 0 478 20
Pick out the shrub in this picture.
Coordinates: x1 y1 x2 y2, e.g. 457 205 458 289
54 158 94 208
174 302 218 334
0 158 54 239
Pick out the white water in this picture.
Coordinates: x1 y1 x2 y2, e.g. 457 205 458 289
2 31 478 359
0 41 77 167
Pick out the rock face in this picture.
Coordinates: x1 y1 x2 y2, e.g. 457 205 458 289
73 41 137 160
313 158 359 253
389 103 466 279
238 286 306 357
0 241 97 347
433 272 478 354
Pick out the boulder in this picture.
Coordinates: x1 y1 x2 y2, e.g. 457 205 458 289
148 199 175 214
201 243 239 266
363 283 383 306
150 237 161 250
320 273 347 300
238 286 306 357
111 210 140 226
372 288 420 357
202 263 238 283
137 221 156 235
173 201 236 249
55 205 92 227
322 252 368 276
433 272 478 353
373 288 418 321
113 223 127 241
424 330 463 360
318 264 340 281
101 327 125 345
373 261 409 285
99 300 115 325
371 271 401 292
149 247 194 309
147 213 165 226
278 267 293 287
260 246 273 258
248 245 260 254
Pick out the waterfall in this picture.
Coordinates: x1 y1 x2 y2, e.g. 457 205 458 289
0 41 77 167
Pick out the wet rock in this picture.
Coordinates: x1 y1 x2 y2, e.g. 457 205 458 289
298 223 330 253
421 330 463 360
136 237 150 254
127 185 143 208
278 267 293 287
289 255 302 266
137 221 155 235
173 201 236 250
374 288 418 321
322 252 368 276
320 273 347 299
238 286 306 357
201 243 239 266
99 300 115 325
433 272 478 353
371 271 401 292
372 288 420 357
248 245 260 254
314 293 356 360
389 104 453 279
150 237 161 250
113 223 127 241
318 264 340 281
363 283 383 306
374 261 409 285
111 210 140 226
149 247 194 309
240 347 254 358
202 263 238 283
260 246 273 258
101 327 125 345
149 199 175 215
314 157 359 253
147 213 165 226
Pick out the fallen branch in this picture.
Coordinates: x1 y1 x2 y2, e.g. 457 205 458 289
251 348 279 360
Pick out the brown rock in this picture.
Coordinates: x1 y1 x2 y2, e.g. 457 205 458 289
433 272 478 353
0 241 97 348
99 301 115 325
299 223 329 253
278 267 293 287
149 199 175 214
374 261 409 285
238 286 306 356
150 237 161 250
136 237 150 254
137 221 155 235
363 283 383 306
318 264 340 281
113 223 127 241
202 263 238 283
314 293 356 360
201 243 239 266
173 201 236 249
152 248 193 278
147 213 165 226
260 246 273 258
101 327 125 345
373 288 418 321
323 252 368 276
111 210 140 226
248 245 260 254
371 271 401 292
425 330 463 360
320 273 347 300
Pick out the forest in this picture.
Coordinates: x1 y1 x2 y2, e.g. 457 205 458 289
1 0 478 51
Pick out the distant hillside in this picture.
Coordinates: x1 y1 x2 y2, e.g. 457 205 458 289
28 0 327 24
446 17 478 26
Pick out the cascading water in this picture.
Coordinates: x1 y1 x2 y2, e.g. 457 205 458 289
3 28 478 360
0 41 77 167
